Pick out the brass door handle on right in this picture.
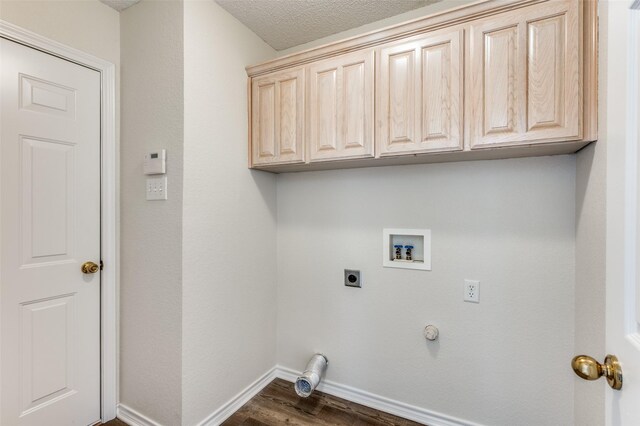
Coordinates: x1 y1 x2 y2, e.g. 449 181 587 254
81 261 100 274
572 354 623 390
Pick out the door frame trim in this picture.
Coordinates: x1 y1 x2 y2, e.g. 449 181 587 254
0 20 118 422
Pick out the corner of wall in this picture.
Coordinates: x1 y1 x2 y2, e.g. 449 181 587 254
181 1 277 425
119 1 185 424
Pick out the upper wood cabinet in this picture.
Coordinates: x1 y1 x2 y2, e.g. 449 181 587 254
378 29 463 156
307 50 374 162
246 0 597 172
251 67 305 166
469 0 581 148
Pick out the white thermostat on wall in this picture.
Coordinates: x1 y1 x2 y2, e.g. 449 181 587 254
143 149 166 175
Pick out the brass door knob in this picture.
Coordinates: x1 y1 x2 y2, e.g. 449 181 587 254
572 354 623 390
81 261 100 274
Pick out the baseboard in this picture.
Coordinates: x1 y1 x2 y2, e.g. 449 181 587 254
117 403 163 426
275 366 484 426
118 365 482 426
115 368 276 426
195 367 277 426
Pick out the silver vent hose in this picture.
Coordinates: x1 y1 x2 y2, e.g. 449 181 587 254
294 353 328 398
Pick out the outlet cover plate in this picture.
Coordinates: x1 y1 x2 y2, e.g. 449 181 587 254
464 279 480 303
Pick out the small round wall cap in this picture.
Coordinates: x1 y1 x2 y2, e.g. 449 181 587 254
423 325 439 341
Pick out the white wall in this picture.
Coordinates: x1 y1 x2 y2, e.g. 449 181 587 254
0 0 120 65
120 1 184 424
182 2 277 424
573 1 608 420
0 2 594 425
574 142 606 426
274 3 584 424
277 156 576 426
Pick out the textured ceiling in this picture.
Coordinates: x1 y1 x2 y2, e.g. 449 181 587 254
99 0 140 12
215 0 438 51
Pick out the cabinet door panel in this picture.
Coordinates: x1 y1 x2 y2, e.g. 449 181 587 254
378 29 463 156
470 0 580 148
315 69 338 152
483 26 519 137
527 14 567 131
308 50 374 161
251 68 304 165
256 82 276 159
388 50 416 144
343 61 367 149
421 37 461 146
279 77 301 157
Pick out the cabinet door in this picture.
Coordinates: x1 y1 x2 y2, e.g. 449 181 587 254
378 30 463 156
307 50 374 162
469 0 580 149
251 68 304 166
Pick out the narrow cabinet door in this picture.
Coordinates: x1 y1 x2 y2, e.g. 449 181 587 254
469 0 580 148
251 68 305 166
378 29 463 155
307 50 374 161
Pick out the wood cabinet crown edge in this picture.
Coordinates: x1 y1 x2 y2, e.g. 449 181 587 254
246 0 598 172
245 0 558 77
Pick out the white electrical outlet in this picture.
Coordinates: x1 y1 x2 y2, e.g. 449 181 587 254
464 280 480 303
146 176 168 200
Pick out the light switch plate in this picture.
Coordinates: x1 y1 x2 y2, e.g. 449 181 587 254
146 176 167 200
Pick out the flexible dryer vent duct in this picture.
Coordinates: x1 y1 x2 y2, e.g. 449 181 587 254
295 354 328 398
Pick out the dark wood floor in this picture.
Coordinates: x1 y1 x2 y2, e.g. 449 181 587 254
222 378 425 426
103 379 423 426
100 419 128 426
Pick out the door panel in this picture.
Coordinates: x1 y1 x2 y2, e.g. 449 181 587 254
20 74 76 119
469 0 581 148
314 68 338 152
251 68 305 165
21 137 75 264
388 49 415 145
606 2 640 425
308 49 374 161
527 14 566 131
1 38 101 426
421 39 459 144
343 61 367 148
278 77 299 155
482 26 518 137
378 29 463 155
21 294 77 414
256 82 276 158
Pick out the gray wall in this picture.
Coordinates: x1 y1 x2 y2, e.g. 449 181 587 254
572 2 608 423
276 156 577 425
120 1 184 424
182 1 277 425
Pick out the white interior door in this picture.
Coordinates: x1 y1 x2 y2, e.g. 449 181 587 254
0 38 101 425
606 1 640 425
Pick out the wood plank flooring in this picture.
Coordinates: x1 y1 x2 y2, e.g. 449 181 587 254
100 419 128 426
222 378 425 426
